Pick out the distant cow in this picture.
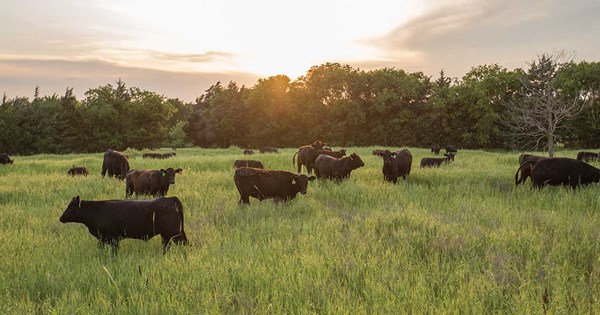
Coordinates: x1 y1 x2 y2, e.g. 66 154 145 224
0 153 13 165
143 152 175 159
445 145 457 153
576 151 599 162
293 140 328 174
372 149 385 156
59 196 188 252
243 149 254 155
515 157 600 189
101 149 130 180
234 160 264 169
314 153 365 181
234 167 316 204
377 149 413 183
431 145 441 155
260 147 279 154
67 166 88 176
420 153 455 168
514 154 546 185
126 168 182 198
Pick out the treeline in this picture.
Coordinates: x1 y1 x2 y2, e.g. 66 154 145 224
1 61 599 155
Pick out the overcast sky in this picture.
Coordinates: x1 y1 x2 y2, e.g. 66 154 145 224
1 0 599 101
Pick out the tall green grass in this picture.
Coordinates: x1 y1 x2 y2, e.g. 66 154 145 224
0 148 598 313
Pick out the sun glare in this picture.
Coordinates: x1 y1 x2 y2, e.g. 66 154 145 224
95 0 423 78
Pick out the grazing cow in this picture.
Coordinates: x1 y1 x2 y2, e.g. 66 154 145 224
126 168 182 198
234 159 264 169
514 154 546 185
67 166 89 176
0 153 13 165
431 145 441 155
234 167 316 204
377 149 413 183
260 147 279 153
372 149 385 156
243 149 254 155
143 152 175 159
293 140 327 174
576 151 599 162
59 196 188 252
101 149 130 180
445 145 458 153
420 153 455 168
515 157 600 189
314 153 365 180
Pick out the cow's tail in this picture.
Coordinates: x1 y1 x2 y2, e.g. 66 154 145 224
172 197 188 245
515 160 534 186
292 151 298 167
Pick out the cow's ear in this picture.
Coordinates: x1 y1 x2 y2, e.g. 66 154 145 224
74 196 81 207
161 169 166 176
292 177 297 185
308 176 316 181
176 168 183 173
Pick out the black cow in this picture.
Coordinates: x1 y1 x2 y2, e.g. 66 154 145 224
243 149 254 155
445 145 457 153
576 151 599 162
59 196 188 252
143 152 175 159
234 167 315 204
431 145 441 155
260 147 279 154
293 140 327 174
515 157 600 189
314 153 364 180
377 149 412 183
420 153 455 168
67 166 88 176
126 168 182 198
101 149 130 180
0 153 13 165
515 154 546 185
234 160 264 169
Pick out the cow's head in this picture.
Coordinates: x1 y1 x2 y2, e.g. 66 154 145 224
60 196 82 223
348 153 365 169
311 140 326 150
379 150 396 167
292 174 316 194
339 149 347 156
161 168 183 185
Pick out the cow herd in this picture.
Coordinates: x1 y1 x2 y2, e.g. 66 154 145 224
1 145 599 253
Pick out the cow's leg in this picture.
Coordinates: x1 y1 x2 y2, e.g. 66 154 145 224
297 161 302 174
101 164 107 178
306 165 313 175
239 194 250 205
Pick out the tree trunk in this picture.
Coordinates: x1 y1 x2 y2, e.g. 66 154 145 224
547 134 555 157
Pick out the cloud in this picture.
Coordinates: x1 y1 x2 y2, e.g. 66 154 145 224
0 57 259 102
364 0 600 78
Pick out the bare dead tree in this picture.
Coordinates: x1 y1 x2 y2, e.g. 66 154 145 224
502 51 589 157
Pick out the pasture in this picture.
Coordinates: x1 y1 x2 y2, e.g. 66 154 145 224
0 147 598 313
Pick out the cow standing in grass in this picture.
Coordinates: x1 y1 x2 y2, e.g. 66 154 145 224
515 157 600 189
101 149 129 180
234 167 315 204
59 196 188 253
126 168 182 198
314 153 365 181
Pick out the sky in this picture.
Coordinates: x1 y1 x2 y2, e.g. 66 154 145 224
1 0 599 102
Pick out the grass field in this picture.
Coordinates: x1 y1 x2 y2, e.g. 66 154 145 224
0 147 598 313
